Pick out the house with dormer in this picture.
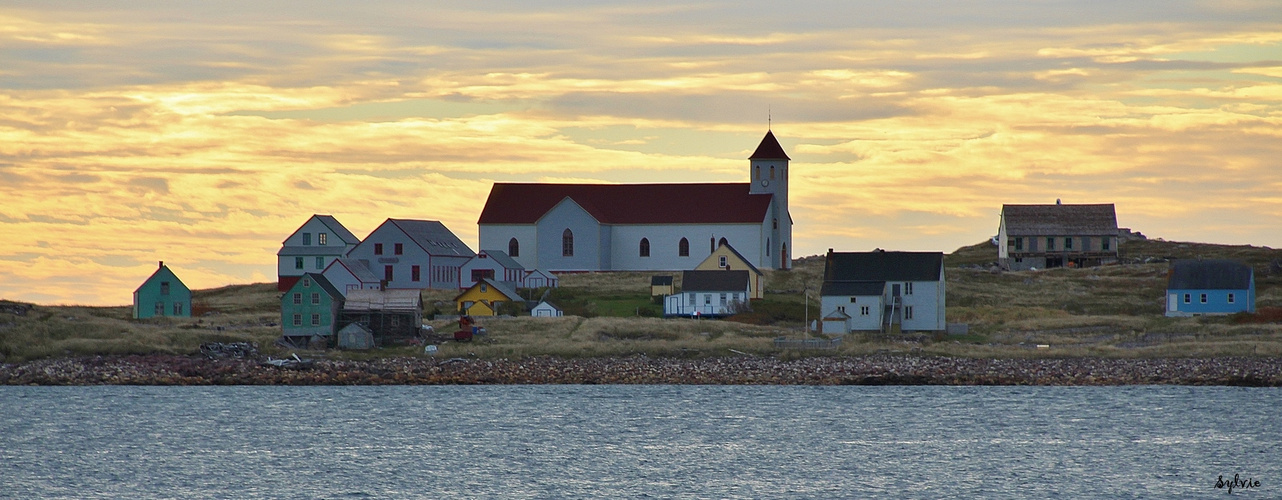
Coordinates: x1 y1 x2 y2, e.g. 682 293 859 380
277 214 361 291
476 131 794 273
344 219 474 290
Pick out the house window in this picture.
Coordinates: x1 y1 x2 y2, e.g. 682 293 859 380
303 233 311 245
384 265 394 282
509 238 519 257
374 243 383 255
1200 293 1208 304
412 265 421 282
394 243 403 255
849 297 857 303
905 306 914 320
481 283 488 293
679 238 689 257
720 293 727 305
861 306 870 316
302 278 311 287
391 316 400 327
1183 294 1191 304
311 313 320 326
562 229 574 257
311 293 320 305
472 269 494 282
155 302 164 315
1014 238 1023 251
640 238 650 257
1065 238 1073 250
293 293 302 305
1102 238 1111 251
838 306 845 313
161 281 170 295
316 257 324 269
318 233 327 245
293 314 301 326
704 294 711 305
169 302 181 315
295 257 304 270
719 256 727 268
905 282 914 295
1228 293 1236 304
1046 238 1055 251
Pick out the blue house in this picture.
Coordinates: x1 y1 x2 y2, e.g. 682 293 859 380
133 261 192 319
1165 259 1255 317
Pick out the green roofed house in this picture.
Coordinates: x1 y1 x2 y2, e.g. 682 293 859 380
133 261 192 319
280 273 345 348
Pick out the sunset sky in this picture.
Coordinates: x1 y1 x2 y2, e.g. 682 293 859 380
3 1 1281 306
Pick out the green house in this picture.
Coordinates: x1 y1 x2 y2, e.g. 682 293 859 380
133 261 192 319
280 273 344 346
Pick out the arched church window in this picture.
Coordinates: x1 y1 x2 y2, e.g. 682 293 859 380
755 166 760 179
639 238 650 257
562 229 574 257
679 238 689 257
508 238 519 257
770 165 775 180
773 218 778 229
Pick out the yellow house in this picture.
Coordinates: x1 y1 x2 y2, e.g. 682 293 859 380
454 278 524 316
695 242 765 299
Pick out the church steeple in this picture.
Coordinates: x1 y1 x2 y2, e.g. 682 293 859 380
748 130 791 269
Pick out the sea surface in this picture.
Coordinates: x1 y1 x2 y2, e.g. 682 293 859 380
1 385 1277 499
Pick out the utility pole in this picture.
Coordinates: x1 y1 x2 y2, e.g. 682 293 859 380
802 286 808 338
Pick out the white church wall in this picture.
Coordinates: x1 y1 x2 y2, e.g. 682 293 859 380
477 224 538 270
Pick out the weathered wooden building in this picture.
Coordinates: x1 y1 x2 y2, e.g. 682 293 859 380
998 202 1119 271
337 288 423 344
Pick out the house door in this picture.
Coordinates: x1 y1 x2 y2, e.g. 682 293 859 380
780 243 788 269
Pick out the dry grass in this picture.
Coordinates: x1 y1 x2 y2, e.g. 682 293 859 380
2 238 1280 363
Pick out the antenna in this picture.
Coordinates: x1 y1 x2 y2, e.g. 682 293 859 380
768 107 772 130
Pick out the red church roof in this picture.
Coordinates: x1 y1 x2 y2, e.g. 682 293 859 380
477 183 774 225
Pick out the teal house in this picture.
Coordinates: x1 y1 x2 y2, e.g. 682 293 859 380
133 261 192 319
280 273 344 347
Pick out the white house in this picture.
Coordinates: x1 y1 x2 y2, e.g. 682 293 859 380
277 214 361 291
523 269 559 289
344 219 474 290
530 300 563 317
663 270 751 317
819 249 946 334
322 258 382 295
476 131 794 273
459 250 525 289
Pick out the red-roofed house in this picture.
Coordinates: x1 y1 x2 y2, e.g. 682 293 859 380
477 131 793 271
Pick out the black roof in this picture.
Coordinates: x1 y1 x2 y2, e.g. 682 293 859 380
1167 260 1253 290
749 130 790 160
821 251 943 296
681 270 750 292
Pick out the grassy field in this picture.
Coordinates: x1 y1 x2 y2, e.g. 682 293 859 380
2 238 1281 362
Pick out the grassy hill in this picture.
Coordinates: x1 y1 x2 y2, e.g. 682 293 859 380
2 238 1280 363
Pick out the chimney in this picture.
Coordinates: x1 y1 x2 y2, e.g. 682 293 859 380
158 260 164 269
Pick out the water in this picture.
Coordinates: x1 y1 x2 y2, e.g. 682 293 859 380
1 385 1277 499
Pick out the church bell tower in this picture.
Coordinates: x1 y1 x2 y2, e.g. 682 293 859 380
748 130 791 269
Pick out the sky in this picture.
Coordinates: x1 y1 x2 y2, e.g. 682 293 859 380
2 1 1281 306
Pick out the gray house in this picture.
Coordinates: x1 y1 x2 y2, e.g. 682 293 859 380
345 219 474 290
998 202 1119 271
277 214 361 291
819 250 945 334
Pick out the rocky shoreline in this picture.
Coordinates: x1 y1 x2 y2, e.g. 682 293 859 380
2 354 1281 386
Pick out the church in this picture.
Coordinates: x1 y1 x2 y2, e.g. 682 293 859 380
476 130 793 272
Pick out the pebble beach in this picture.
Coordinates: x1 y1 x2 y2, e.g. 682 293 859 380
3 354 1280 386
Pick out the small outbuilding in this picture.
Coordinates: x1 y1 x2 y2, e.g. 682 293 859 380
650 275 675 297
133 261 192 319
336 322 376 350
1165 259 1255 317
338 288 423 344
530 300 563 317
